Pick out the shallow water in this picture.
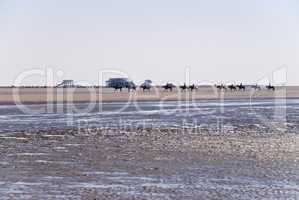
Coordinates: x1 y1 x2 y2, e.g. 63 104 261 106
0 99 299 199
0 131 298 199
1 154 298 199
0 98 299 133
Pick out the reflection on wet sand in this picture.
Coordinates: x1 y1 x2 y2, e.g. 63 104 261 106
0 129 298 200
0 99 299 199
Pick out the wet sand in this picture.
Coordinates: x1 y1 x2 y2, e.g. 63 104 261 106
0 128 298 199
0 86 298 104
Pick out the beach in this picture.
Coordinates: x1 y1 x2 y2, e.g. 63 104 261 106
0 128 298 199
0 97 298 199
0 86 298 104
2 0 298 199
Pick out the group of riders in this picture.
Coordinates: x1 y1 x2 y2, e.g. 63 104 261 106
215 83 275 91
110 80 276 92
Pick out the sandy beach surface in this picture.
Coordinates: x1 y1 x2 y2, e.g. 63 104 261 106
0 86 298 104
0 128 298 200
0 91 298 199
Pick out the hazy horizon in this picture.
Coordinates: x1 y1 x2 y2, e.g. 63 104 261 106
0 0 298 86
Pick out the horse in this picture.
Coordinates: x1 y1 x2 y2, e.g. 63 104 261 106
188 84 197 92
140 80 152 92
180 83 188 91
126 82 136 92
237 83 246 91
163 83 175 91
113 85 123 91
251 84 261 90
266 84 275 91
140 83 151 91
228 84 237 91
215 84 227 91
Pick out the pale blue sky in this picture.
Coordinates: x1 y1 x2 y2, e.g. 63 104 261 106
0 0 298 85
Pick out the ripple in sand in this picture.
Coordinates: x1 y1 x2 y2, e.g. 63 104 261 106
142 183 182 189
53 147 68 152
15 160 30 163
42 176 64 180
42 135 65 138
8 153 47 156
83 171 128 176
14 182 44 186
0 136 28 140
0 161 9 165
64 143 81 147
108 176 157 183
67 182 130 189
0 182 45 196
35 160 73 165
53 146 66 150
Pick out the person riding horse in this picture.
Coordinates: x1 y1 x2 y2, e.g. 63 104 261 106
188 84 197 91
237 83 246 91
140 80 152 92
126 81 136 92
228 84 237 91
113 85 123 91
163 83 175 91
180 83 188 91
140 83 151 91
216 84 227 91
180 83 197 91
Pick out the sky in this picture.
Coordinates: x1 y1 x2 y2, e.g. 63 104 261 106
0 0 298 86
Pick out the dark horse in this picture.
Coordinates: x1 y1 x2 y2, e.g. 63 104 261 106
215 84 227 91
113 85 123 91
188 84 197 91
236 83 246 91
163 83 175 91
228 84 237 91
266 84 275 91
180 83 197 91
140 83 151 91
126 82 136 92
180 83 188 91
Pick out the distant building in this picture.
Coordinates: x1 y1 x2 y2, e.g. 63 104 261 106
106 78 134 88
142 80 152 86
56 80 75 88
